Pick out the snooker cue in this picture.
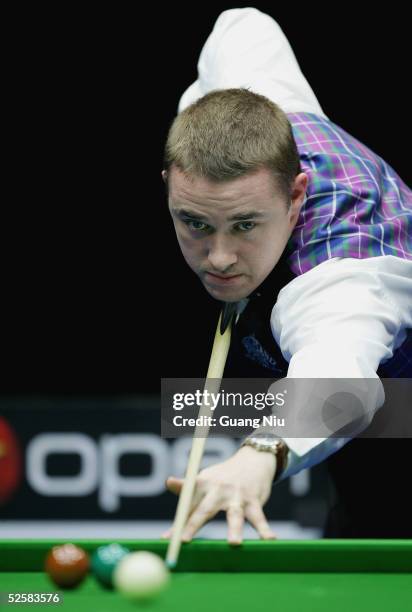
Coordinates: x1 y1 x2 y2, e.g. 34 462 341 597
165 303 237 569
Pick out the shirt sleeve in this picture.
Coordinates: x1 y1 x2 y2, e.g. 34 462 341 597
177 7 328 118
269 255 412 482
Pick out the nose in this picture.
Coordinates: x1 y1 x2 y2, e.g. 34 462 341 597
207 236 238 273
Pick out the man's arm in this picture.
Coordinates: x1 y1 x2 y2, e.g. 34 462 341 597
178 7 327 118
270 254 412 482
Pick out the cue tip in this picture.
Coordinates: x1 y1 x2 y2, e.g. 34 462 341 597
220 301 238 334
166 559 177 570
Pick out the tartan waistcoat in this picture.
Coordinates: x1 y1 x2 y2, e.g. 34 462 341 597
226 114 412 379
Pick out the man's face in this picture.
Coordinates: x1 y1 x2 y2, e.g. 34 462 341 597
165 166 307 302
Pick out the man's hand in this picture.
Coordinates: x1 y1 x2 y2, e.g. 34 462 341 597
162 445 278 545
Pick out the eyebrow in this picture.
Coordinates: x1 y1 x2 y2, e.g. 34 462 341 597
171 207 267 222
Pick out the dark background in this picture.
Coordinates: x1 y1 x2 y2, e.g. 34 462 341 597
2 4 410 393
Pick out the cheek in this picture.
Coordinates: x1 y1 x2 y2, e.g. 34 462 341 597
247 229 284 266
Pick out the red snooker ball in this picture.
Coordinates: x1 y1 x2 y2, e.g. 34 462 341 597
45 544 90 588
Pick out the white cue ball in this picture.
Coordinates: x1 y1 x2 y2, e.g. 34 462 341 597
113 551 170 600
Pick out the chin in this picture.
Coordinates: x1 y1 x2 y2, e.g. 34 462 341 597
203 284 249 303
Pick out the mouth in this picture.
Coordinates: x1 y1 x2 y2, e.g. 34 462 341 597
204 272 243 286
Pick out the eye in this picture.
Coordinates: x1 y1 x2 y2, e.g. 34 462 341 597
235 221 256 232
184 219 209 232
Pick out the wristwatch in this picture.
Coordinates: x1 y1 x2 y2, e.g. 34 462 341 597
240 435 289 481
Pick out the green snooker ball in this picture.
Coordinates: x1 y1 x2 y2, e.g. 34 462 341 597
91 543 130 588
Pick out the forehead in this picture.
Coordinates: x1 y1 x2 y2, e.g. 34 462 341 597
168 166 280 210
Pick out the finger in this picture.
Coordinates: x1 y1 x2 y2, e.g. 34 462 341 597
165 476 204 508
165 475 206 530
181 493 219 542
164 476 208 542
226 504 245 545
165 476 184 495
244 502 277 540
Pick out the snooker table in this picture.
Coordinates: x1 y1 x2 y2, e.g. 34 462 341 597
0 539 411 611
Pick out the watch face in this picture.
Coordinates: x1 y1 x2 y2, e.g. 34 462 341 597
254 436 279 449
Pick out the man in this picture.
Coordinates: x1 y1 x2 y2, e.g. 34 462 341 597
161 8 412 542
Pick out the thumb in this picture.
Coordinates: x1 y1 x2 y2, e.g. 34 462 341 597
165 476 184 495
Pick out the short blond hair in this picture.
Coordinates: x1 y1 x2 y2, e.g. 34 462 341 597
163 88 301 202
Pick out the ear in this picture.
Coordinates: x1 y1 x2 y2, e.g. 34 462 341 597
161 170 168 182
289 172 308 225
291 172 308 205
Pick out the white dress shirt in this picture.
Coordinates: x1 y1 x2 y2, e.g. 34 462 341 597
270 255 412 481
